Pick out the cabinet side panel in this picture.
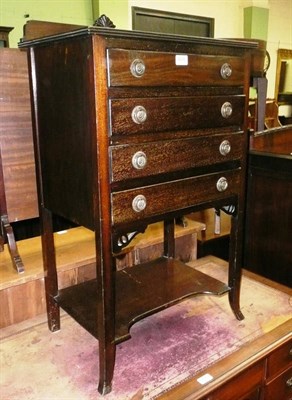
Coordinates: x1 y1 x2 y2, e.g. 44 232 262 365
32 37 96 229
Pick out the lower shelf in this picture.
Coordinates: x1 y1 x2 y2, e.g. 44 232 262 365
55 257 230 344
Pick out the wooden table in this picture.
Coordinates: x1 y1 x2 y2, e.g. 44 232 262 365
157 265 292 400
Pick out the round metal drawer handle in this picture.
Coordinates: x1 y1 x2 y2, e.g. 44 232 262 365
132 105 147 124
130 58 146 78
221 102 233 118
220 63 232 79
132 195 147 212
219 140 231 156
286 377 292 388
132 151 147 170
216 177 228 192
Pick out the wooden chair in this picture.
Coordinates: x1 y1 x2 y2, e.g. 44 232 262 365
264 100 282 129
249 99 282 132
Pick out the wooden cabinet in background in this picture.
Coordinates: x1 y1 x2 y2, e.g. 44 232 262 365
264 339 292 400
200 338 292 400
244 126 292 286
201 361 264 400
0 48 38 273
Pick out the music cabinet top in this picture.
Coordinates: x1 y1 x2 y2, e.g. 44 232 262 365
19 26 258 50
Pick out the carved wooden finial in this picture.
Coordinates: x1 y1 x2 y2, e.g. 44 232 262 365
93 15 116 28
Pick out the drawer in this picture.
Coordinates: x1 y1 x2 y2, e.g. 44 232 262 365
107 49 245 87
201 360 264 400
111 169 240 226
264 366 292 400
110 96 245 136
110 133 244 183
267 339 292 378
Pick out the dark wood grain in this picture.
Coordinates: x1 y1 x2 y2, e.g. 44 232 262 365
110 96 245 136
112 169 241 227
200 360 264 400
55 257 230 343
0 48 38 222
108 49 245 87
245 127 292 286
250 125 292 156
264 367 292 400
22 20 84 41
111 132 244 183
22 28 253 394
266 340 292 378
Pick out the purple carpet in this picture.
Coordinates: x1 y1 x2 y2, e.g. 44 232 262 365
1 258 291 400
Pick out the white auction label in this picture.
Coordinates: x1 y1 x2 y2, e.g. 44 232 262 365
197 373 214 385
175 54 188 65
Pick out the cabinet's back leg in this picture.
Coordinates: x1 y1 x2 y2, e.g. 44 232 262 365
229 285 244 321
228 208 244 321
42 207 60 332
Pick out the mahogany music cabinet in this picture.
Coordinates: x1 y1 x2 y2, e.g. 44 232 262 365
21 28 255 394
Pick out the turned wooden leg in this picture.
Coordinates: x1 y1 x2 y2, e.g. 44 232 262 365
41 207 60 332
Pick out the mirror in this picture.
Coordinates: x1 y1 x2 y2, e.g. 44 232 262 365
274 48 292 105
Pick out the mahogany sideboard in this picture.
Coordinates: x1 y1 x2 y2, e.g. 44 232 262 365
20 28 255 394
245 125 292 286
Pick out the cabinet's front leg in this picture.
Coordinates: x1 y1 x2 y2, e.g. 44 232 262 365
41 207 60 332
228 208 244 321
96 234 116 395
98 341 116 395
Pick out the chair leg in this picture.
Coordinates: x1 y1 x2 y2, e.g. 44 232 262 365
1 214 24 273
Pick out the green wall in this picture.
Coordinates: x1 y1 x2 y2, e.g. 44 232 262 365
1 0 130 47
0 0 94 47
1 1 271 47
98 0 128 29
244 6 269 40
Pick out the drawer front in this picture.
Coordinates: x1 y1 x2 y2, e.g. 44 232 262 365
267 340 292 378
107 49 245 87
110 133 244 183
265 366 292 400
110 96 245 136
202 361 264 400
111 169 240 226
